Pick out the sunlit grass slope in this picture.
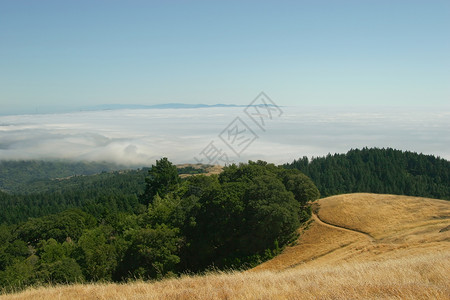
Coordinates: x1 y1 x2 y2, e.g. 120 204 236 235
2 193 449 299
254 193 450 271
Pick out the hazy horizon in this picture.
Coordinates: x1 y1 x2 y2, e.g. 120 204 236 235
1 106 449 166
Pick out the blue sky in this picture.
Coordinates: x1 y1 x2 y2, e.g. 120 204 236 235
1 0 449 114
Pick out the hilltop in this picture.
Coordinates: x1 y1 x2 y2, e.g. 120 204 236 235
3 193 448 299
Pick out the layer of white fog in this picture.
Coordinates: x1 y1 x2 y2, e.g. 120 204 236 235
0 106 449 167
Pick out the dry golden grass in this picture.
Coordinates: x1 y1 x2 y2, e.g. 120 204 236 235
2 193 449 299
177 164 223 178
2 253 448 300
317 193 450 240
255 193 450 270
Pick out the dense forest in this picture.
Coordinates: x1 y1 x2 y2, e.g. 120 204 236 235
284 148 450 200
0 163 210 224
0 160 129 194
0 169 148 224
0 159 318 293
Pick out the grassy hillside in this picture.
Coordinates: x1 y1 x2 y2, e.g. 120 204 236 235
254 193 449 270
3 193 448 299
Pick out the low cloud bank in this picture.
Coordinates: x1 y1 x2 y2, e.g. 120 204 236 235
0 107 449 166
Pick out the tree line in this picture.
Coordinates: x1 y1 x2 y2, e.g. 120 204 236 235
284 147 450 199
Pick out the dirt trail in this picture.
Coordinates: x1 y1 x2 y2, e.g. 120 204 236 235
312 212 376 243
254 194 449 272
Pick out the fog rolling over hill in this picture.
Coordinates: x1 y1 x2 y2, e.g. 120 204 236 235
0 106 449 165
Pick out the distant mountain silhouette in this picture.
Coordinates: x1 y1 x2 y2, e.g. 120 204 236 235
82 103 247 111
1 103 282 116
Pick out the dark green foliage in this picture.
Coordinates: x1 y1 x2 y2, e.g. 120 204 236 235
0 169 147 224
118 225 181 280
181 161 314 270
218 160 279 183
242 175 300 253
0 160 128 194
284 148 450 199
184 178 246 269
0 256 37 291
0 240 29 271
75 226 120 281
278 169 320 204
141 158 181 205
36 239 84 284
0 158 318 292
16 209 96 245
38 256 84 284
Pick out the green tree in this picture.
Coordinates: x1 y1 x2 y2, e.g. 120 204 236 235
118 224 181 280
16 209 96 245
242 175 301 254
0 256 37 291
279 169 320 204
141 158 181 205
0 240 29 271
76 227 118 281
185 180 246 269
36 238 84 284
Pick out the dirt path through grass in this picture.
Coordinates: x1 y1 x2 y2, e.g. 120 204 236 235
312 212 376 243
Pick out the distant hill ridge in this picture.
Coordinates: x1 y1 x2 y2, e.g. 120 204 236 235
82 103 245 111
0 103 281 116
81 103 280 111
